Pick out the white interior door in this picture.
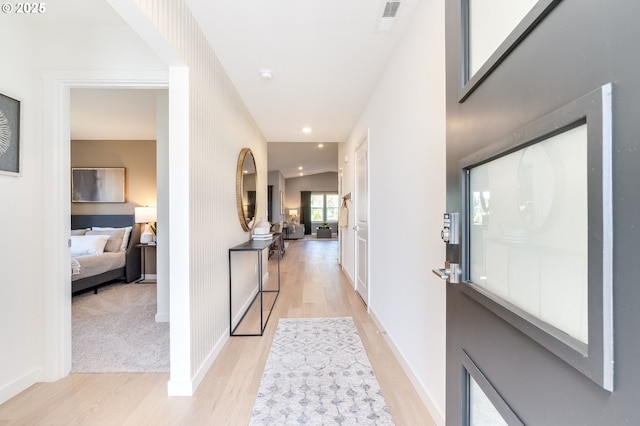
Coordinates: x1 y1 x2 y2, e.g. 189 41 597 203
338 167 343 266
354 136 369 305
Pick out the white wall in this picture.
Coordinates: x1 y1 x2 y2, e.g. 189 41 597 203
0 10 165 404
284 172 338 209
268 170 286 224
130 0 268 395
1 0 448 414
0 19 43 405
156 90 170 322
339 0 447 423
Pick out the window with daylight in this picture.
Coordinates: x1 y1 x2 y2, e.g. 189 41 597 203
311 193 339 222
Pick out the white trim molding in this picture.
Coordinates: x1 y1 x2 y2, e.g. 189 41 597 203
41 69 170 383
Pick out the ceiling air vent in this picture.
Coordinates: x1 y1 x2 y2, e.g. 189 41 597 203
378 1 400 32
382 1 401 18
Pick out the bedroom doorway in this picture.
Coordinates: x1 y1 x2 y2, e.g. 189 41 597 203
69 87 169 373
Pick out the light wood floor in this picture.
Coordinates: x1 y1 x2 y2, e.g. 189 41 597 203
0 240 436 425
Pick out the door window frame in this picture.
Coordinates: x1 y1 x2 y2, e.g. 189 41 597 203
462 350 524 426
459 0 561 101
459 84 613 391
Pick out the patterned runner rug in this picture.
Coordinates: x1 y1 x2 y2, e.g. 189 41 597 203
250 317 394 425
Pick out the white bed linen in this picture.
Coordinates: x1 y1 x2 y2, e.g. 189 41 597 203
71 252 126 281
71 258 81 275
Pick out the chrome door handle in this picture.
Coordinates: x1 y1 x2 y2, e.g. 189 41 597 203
432 262 460 284
353 225 359 231
432 268 450 280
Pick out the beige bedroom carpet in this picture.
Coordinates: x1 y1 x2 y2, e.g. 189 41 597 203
71 282 169 373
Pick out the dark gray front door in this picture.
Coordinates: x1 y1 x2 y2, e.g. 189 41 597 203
445 1 640 424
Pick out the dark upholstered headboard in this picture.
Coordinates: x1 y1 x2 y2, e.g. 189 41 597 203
72 214 135 230
71 214 142 282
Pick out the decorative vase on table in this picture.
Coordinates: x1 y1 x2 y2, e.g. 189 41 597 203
253 218 273 241
140 223 155 244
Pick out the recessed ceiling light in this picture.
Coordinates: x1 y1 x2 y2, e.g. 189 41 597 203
259 69 273 80
299 172 304 176
318 143 324 148
302 127 312 134
298 166 303 170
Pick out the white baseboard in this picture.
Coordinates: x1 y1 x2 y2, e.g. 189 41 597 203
155 311 169 322
232 286 259 329
341 267 355 289
0 367 42 405
369 310 446 426
190 331 229 394
168 330 230 396
167 379 193 396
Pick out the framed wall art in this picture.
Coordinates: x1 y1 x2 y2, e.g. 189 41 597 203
0 93 21 176
72 167 126 203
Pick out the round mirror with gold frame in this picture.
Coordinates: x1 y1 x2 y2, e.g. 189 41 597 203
236 148 257 231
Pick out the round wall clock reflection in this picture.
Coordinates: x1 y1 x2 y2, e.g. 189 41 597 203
517 143 556 231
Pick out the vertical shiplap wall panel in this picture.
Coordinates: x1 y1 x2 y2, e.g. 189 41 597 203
135 0 267 380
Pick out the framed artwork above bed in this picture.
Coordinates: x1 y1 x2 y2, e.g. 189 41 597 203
71 167 125 203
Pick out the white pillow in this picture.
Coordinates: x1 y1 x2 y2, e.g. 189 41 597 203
92 226 133 251
70 235 110 256
85 229 126 253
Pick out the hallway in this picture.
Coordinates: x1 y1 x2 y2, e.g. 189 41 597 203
0 240 434 425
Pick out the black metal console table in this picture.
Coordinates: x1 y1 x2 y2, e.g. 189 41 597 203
228 234 281 336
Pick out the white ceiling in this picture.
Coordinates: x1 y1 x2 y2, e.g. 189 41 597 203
28 0 122 25
184 0 418 143
67 0 417 176
268 142 339 179
71 89 159 140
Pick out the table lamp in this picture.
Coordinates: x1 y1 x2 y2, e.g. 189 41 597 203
135 206 157 244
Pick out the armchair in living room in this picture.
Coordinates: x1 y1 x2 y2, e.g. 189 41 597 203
283 222 305 239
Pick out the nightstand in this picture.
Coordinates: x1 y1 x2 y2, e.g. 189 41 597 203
135 243 157 283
